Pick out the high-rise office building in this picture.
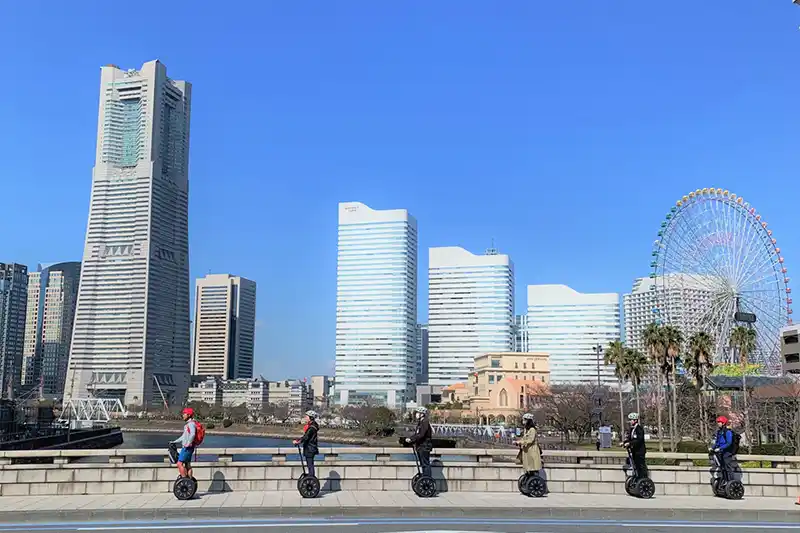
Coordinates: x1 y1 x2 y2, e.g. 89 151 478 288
428 246 514 387
527 284 619 385
0 263 28 398
192 274 257 380
623 275 713 353
65 60 192 407
21 262 81 398
415 323 429 385
335 201 418 407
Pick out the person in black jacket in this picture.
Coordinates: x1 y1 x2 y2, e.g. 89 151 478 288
405 406 433 477
622 412 647 479
293 410 320 478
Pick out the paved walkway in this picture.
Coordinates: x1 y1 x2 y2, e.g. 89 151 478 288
1 491 799 523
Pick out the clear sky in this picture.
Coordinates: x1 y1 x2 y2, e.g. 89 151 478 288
1 2 797 380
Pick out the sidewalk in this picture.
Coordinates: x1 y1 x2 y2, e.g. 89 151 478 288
1 491 799 524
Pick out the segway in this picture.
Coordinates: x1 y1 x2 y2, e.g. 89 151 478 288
623 447 655 499
517 470 547 497
296 445 320 498
709 449 744 500
410 446 436 498
168 443 198 500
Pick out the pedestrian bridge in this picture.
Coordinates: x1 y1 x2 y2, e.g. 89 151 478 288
0 447 796 499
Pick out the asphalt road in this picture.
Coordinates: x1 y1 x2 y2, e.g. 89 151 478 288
3 518 800 532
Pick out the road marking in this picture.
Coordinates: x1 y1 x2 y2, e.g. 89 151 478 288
76 524 362 531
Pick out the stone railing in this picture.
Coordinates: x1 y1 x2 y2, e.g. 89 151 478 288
0 447 797 498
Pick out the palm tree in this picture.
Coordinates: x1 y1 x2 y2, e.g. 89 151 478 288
730 325 757 452
642 322 666 451
662 324 684 451
685 331 715 440
604 340 627 433
623 347 648 419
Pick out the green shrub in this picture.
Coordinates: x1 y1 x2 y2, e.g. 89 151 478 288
222 419 233 428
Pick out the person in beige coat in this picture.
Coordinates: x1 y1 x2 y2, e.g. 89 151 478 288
516 413 542 474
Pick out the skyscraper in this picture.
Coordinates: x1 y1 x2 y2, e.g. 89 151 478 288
428 246 514 387
21 262 81 398
335 201 418 407
527 284 620 385
0 263 28 398
192 274 257 380
65 60 192 407
623 275 713 353
513 314 530 352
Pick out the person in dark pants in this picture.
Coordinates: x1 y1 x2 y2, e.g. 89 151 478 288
293 410 319 477
405 406 433 477
712 415 736 478
622 412 647 479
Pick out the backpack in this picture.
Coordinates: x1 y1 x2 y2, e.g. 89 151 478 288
192 420 205 447
729 429 741 455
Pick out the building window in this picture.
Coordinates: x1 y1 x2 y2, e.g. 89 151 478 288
515 362 518 369
499 389 508 407
523 363 527 369
491 359 501 368
488 375 495 384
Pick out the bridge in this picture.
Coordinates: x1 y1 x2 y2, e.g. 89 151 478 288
58 398 127 424
0 447 796 530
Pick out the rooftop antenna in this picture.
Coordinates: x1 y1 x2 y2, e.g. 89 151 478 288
485 237 498 256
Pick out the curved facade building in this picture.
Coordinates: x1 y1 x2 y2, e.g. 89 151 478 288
428 247 514 387
526 284 619 385
335 202 417 407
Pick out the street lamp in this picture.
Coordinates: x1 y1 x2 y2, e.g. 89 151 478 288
595 344 603 388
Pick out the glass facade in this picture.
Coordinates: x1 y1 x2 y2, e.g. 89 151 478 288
335 202 417 408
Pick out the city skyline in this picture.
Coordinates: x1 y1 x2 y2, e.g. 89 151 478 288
2 3 798 380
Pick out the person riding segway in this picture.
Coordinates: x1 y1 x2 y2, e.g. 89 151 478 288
622 412 654 499
293 410 321 498
170 407 204 500
405 406 436 498
515 413 547 497
709 415 744 500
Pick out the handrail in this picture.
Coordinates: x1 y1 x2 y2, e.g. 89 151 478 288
0 447 797 463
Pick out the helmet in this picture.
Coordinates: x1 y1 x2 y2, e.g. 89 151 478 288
522 413 535 421
305 410 318 420
716 416 729 425
415 406 428 415
182 407 194 417
628 412 639 420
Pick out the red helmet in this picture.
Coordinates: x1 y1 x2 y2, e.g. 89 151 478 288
716 416 728 425
182 407 194 417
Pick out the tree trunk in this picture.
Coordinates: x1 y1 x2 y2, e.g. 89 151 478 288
656 372 664 452
742 371 750 453
665 371 674 452
635 382 641 418
698 390 705 441
618 377 625 436
671 365 679 451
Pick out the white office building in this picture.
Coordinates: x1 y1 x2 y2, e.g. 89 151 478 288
192 274 257 380
623 274 714 353
526 284 619 385
428 247 514 387
65 60 192 407
335 201 418 408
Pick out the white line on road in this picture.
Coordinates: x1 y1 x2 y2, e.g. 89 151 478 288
76 524 362 531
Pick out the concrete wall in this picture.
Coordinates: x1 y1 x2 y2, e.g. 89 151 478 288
0 447 797 498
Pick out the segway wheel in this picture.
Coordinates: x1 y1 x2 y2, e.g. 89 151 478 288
636 477 655 499
524 474 547 498
173 476 196 500
412 475 436 498
297 474 320 498
518 473 531 495
412 473 421 485
624 477 638 496
725 479 744 500
189 477 198 498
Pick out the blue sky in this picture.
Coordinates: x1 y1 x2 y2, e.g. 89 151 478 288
1 2 797 380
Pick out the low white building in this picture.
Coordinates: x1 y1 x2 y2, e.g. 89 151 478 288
268 379 311 410
187 376 269 413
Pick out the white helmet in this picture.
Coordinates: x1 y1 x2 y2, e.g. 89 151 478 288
522 413 535 421
415 406 428 415
305 410 319 419
628 412 639 420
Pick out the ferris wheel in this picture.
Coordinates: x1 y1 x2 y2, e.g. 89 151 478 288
650 188 791 373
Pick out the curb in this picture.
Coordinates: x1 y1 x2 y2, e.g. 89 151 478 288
9 505 800 525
